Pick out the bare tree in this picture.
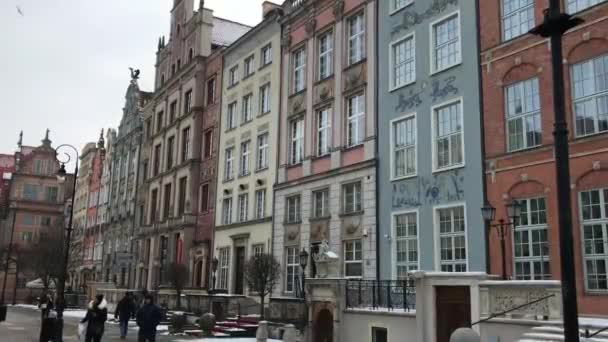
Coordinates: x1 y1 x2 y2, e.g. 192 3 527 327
244 253 280 319
167 262 189 309
22 230 64 294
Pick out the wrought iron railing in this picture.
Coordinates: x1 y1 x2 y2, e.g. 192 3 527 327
345 279 416 312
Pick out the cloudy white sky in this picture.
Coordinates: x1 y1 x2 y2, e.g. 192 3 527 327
0 0 274 154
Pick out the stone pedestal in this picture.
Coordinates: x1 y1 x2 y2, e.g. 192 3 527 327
306 277 344 342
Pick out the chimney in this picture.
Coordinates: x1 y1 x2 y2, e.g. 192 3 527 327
262 1 281 19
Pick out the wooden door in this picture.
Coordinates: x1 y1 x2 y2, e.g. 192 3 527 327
314 309 333 342
234 247 245 294
435 286 471 342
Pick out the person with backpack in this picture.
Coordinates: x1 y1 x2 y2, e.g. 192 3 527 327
114 292 136 339
136 294 162 342
80 294 108 342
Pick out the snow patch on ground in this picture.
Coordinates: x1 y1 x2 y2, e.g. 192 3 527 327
173 339 281 342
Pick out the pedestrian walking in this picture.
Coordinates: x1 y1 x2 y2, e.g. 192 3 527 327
38 292 54 319
80 294 108 342
136 294 162 342
114 292 136 339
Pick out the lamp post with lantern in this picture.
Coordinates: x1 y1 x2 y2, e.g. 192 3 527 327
299 249 308 299
481 200 522 280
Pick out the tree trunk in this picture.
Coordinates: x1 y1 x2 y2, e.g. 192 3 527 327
260 295 265 320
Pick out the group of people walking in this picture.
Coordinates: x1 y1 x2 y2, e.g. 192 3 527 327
40 292 162 342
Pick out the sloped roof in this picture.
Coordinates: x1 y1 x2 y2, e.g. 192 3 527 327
212 17 251 47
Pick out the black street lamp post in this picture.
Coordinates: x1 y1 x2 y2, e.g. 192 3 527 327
211 257 218 292
299 249 308 299
0 201 17 322
481 201 522 280
530 2 583 341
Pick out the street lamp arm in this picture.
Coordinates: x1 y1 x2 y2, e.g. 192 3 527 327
55 144 80 165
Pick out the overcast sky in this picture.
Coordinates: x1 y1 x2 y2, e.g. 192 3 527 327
0 0 273 155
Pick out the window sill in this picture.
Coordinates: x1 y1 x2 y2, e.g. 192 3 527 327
223 178 235 184
289 89 307 99
312 153 331 161
343 58 367 72
430 61 462 77
339 210 364 218
227 82 239 90
259 62 272 71
243 72 255 81
343 143 364 152
309 215 331 222
241 119 253 127
315 75 334 85
225 127 237 133
238 172 251 178
389 79 416 93
255 166 269 174
432 163 465 174
283 220 302 225
258 110 271 118
288 162 303 168
391 173 417 182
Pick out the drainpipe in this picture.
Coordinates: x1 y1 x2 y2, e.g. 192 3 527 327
373 0 380 282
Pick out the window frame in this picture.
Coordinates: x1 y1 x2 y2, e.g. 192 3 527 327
567 0 608 13
347 12 365 66
227 101 238 130
392 209 419 279
431 97 465 172
222 197 233 225
292 47 306 93
237 193 249 222
255 189 266 219
290 117 304 165
318 30 334 80
504 77 542 152
260 83 271 115
429 11 462 75
389 32 416 91
312 188 330 218
346 93 365 148
228 65 239 87
390 0 414 15
218 247 230 290
570 54 608 137
242 93 253 124
286 194 302 224
343 239 363 278
224 146 235 181
285 246 300 293
256 132 269 170
244 55 255 77
390 112 417 180
240 140 251 177
317 107 332 157
342 181 363 215
579 187 608 292
261 44 272 66
512 197 551 280
501 0 535 41
434 203 468 272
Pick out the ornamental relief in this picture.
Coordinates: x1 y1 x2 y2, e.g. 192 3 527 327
489 288 550 317
284 225 300 246
310 220 329 242
391 0 458 36
341 215 363 239
288 91 306 116
314 78 334 105
343 62 366 93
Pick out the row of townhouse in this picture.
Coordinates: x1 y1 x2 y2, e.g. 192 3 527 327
67 0 608 320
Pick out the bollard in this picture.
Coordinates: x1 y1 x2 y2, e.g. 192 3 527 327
283 324 297 342
256 320 269 342
450 328 481 342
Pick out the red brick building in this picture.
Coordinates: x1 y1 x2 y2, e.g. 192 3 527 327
480 0 608 315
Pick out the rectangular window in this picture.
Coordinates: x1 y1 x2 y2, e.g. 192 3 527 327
255 189 266 219
505 78 542 151
166 136 175 170
290 118 304 165
227 101 238 130
150 189 158 223
256 133 269 170
392 0 412 12
229 66 239 86
224 147 234 180
348 13 365 65
169 101 177 123
153 144 161 176
286 195 301 223
392 115 417 178
580 188 608 290
181 127 190 162
163 183 172 220
514 197 550 280
438 206 467 272
200 184 209 212
344 240 363 277
33 160 47 175
206 77 216 105
571 54 608 137
372 327 388 342
45 186 58 202
222 197 233 225
293 48 306 93
347 94 365 147
432 13 461 72
41 216 52 226
23 215 36 225
568 0 607 13
260 84 271 114
285 246 300 293
391 34 416 89
342 182 362 214
312 189 329 218
242 93 253 123
178 176 187 215
204 130 213 158
238 193 248 222
218 247 230 289
23 184 39 200
317 108 331 156
21 232 33 242
240 140 251 176
253 244 265 256
502 0 534 41
157 111 164 132
261 44 272 66
318 31 333 80
394 212 418 278
244 55 255 77
434 100 463 169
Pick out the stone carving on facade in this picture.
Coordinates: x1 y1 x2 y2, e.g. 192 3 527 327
392 0 458 35
312 240 339 278
489 288 550 317
333 0 345 21
305 18 317 38
310 221 328 242
345 64 365 91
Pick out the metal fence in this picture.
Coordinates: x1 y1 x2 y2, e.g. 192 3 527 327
345 279 416 312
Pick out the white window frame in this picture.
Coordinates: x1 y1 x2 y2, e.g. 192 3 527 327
513 197 551 280
570 54 608 137
253 244 265 256
347 13 365 65
285 246 300 293
227 101 237 130
286 195 301 223
505 78 542 152
392 209 419 279
344 239 363 278
390 0 413 14
342 181 362 214
240 140 250 176
431 97 465 172
312 188 330 218
255 189 266 219
238 193 248 222
224 147 234 181
260 83 271 114
261 44 272 66
430 11 462 74
256 133 269 170
317 107 332 156
434 203 468 272
290 118 304 165
390 112 417 180
318 31 334 80
244 55 255 77
293 48 306 93
501 0 535 41
222 197 233 225
389 32 416 91
346 94 365 147
229 65 239 86
567 0 607 13
579 188 608 291
242 93 253 123
218 247 230 290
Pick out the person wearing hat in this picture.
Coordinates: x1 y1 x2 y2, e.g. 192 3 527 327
136 294 162 342
81 294 108 342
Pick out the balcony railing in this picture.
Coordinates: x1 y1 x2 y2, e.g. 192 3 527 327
345 279 416 312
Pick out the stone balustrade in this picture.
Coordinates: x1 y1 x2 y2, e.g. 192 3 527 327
479 280 562 321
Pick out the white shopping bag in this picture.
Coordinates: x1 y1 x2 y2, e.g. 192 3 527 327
77 322 87 342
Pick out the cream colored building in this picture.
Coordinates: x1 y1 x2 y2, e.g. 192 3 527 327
214 5 282 295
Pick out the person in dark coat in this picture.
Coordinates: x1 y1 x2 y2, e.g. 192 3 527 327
38 292 54 319
136 295 162 342
115 292 136 339
81 294 108 342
